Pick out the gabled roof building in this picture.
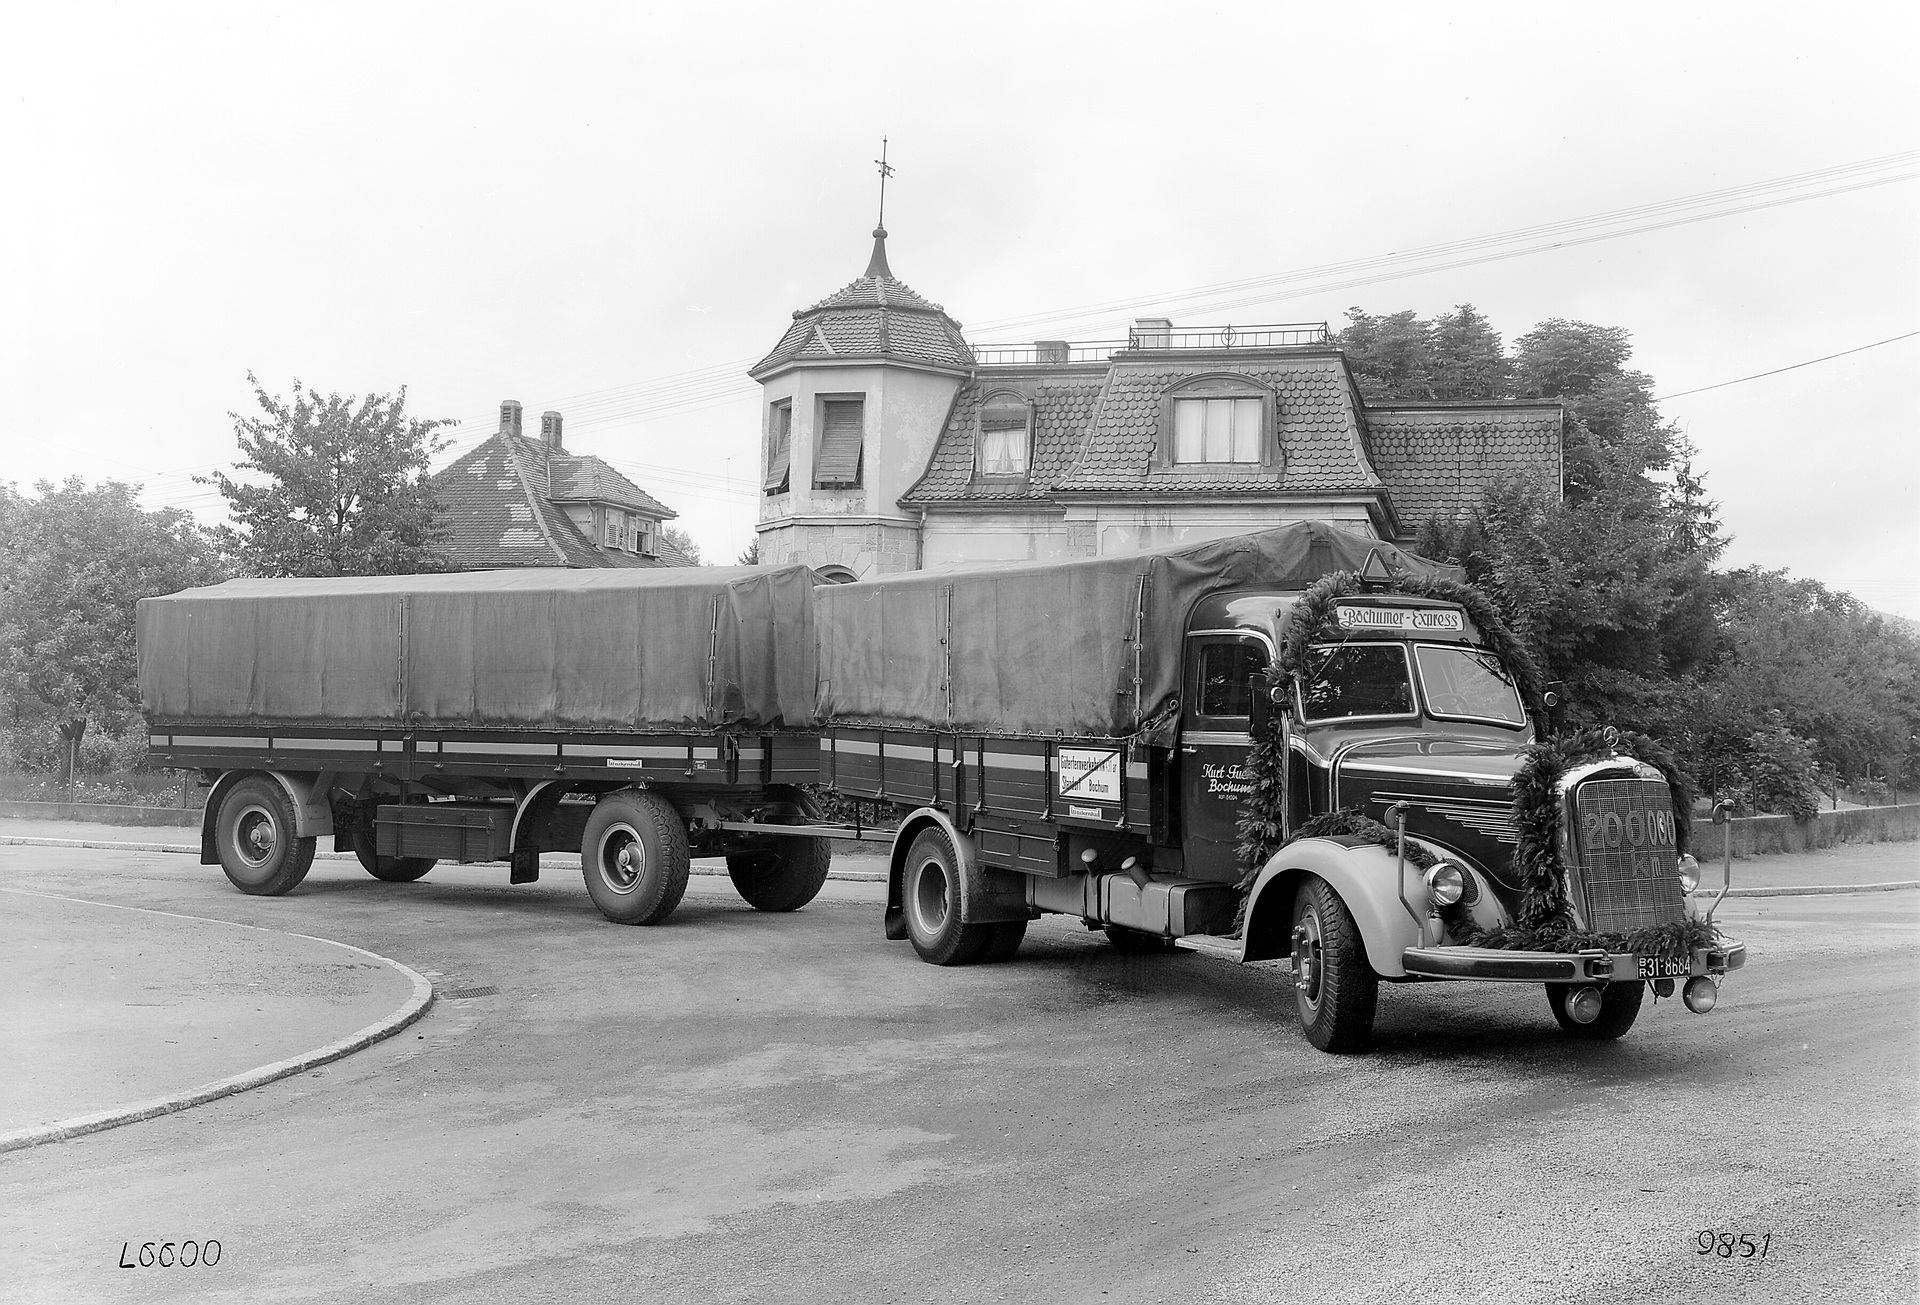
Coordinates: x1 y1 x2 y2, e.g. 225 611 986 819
752 226 1562 579
434 401 693 571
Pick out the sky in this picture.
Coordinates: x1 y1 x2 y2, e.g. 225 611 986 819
2 2 1915 613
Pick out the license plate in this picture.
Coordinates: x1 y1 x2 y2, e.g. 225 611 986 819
1637 955 1691 980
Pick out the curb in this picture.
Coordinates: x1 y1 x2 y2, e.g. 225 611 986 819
0 889 435 1155
0 835 891 883
1692 880 1920 899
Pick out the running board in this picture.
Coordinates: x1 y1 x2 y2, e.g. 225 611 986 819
1174 933 1245 962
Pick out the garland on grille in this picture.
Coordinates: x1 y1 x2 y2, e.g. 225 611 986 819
1461 724 1715 961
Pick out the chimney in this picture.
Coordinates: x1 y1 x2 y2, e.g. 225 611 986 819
1035 339 1070 364
1132 318 1172 349
540 410 564 449
499 399 523 438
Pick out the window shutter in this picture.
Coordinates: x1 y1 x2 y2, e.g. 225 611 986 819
763 403 792 492
814 399 864 487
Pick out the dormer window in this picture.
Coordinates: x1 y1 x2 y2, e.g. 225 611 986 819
1157 374 1280 469
976 393 1031 478
763 400 792 494
634 517 655 556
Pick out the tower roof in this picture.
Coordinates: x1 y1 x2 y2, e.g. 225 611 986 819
751 227 974 376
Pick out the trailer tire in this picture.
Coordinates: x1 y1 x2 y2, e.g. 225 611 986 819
581 792 690 926
1290 875 1378 1053
726 836 832 912
1105 926 1179 955
348 823 436 883
1547 980 1645 1040
901 827 994 966
214 776 316 897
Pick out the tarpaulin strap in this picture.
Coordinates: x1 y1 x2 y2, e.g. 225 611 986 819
941 584 954 727
1129 572 1150 722
705 594 721 718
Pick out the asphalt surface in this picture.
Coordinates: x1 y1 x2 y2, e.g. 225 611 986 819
0 841 1914 1304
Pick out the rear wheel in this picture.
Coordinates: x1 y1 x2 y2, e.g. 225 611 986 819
901 827 994 966
1289 876 1378 1053
1547 981 1645 1039
349 821 436 883
581 792 690 925
214 777 316 896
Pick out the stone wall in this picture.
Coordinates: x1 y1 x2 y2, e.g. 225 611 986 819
1691 803 1920 860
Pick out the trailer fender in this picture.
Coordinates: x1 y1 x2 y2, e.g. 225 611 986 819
1241 839 1423 979
884 808 1028 941
198 770 334 866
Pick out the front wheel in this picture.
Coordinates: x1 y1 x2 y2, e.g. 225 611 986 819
1547 981 1645 1039
214 776 316 896
581 792 690 925
1289 876 1378 1053
901 827 995 966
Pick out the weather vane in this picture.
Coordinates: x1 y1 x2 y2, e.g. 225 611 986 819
875 138 894 228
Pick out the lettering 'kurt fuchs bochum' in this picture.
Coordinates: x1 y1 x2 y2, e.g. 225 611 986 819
750 151 1567 582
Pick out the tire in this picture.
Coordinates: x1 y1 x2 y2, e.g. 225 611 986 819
349 822 436 883
901 827 995 966
1289 875 1378 1053
581 791 690 925
983 919 1029 963
726 836 832 912
1547 981 1645 1040
214 776 316 896
1105 925 1180 955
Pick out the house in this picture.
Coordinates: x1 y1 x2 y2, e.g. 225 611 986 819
751 226 1561 579
433 400 694 570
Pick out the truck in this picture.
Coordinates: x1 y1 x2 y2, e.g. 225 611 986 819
139 522 1745 1052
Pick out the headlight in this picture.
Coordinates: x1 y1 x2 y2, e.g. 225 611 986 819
1677 853 1700 894
1424 862 1466 907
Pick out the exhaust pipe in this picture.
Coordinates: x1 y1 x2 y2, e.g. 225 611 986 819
1683 976 1718 1014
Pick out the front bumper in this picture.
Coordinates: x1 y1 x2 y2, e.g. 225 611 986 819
1400 939 1747 983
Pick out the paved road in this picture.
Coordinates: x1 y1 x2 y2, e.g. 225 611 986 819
1 844 1914 1304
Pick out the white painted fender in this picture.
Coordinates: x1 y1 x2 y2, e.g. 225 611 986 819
200 770 334 864
1240 838 1428 978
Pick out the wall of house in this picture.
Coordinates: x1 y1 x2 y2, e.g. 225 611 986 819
757 360 965 577
919 512 1077 566
1073 502 1380 557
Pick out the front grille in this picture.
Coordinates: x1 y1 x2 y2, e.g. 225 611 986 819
1570 778 1685 934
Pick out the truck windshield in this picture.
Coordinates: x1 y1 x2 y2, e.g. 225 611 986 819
1412 644 1526 727
1299 644 1415 721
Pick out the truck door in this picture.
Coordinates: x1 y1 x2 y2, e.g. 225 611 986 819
1179 634 1271 882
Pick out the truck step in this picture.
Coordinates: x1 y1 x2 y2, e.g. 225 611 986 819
1174 933 1245 962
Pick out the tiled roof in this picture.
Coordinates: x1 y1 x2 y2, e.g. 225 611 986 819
751 233 973 376
432 433 686 571
1363 402 1563 527
547 455 674 517
902 372 1106 503
1053 354 1382 494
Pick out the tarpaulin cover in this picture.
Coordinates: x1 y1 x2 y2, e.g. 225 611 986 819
814 524 1460 738
138 566 823 731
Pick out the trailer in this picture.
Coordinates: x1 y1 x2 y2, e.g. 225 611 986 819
139 565 857 923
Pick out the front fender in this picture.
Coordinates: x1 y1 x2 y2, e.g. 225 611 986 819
1241 838 1426 978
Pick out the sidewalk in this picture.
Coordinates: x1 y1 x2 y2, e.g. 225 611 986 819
0 885 427 1149
1 815 1911 896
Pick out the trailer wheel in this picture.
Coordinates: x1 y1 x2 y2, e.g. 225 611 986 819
581 792 690 925
1290 876 1378 1053
1547 981 1645 1040
901 827 994 966
214 776 316 896
1105 926 1179 955
348 823 436 883
726 836 832 912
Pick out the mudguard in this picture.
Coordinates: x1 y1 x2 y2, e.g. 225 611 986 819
883 807 1028 940
1240 838 1427 978
199 770 335 865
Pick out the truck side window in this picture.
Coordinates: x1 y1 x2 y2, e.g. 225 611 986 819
1196 639 1269 720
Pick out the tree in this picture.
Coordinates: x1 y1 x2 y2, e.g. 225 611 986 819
203 375 450 576
1336 304 1509 401
660 525 703 565
0 479 227 780
737 539 761 566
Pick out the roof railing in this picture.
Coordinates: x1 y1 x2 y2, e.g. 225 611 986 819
968 322 1330 365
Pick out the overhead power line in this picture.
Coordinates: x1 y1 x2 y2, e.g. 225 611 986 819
1655 329 1920 401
